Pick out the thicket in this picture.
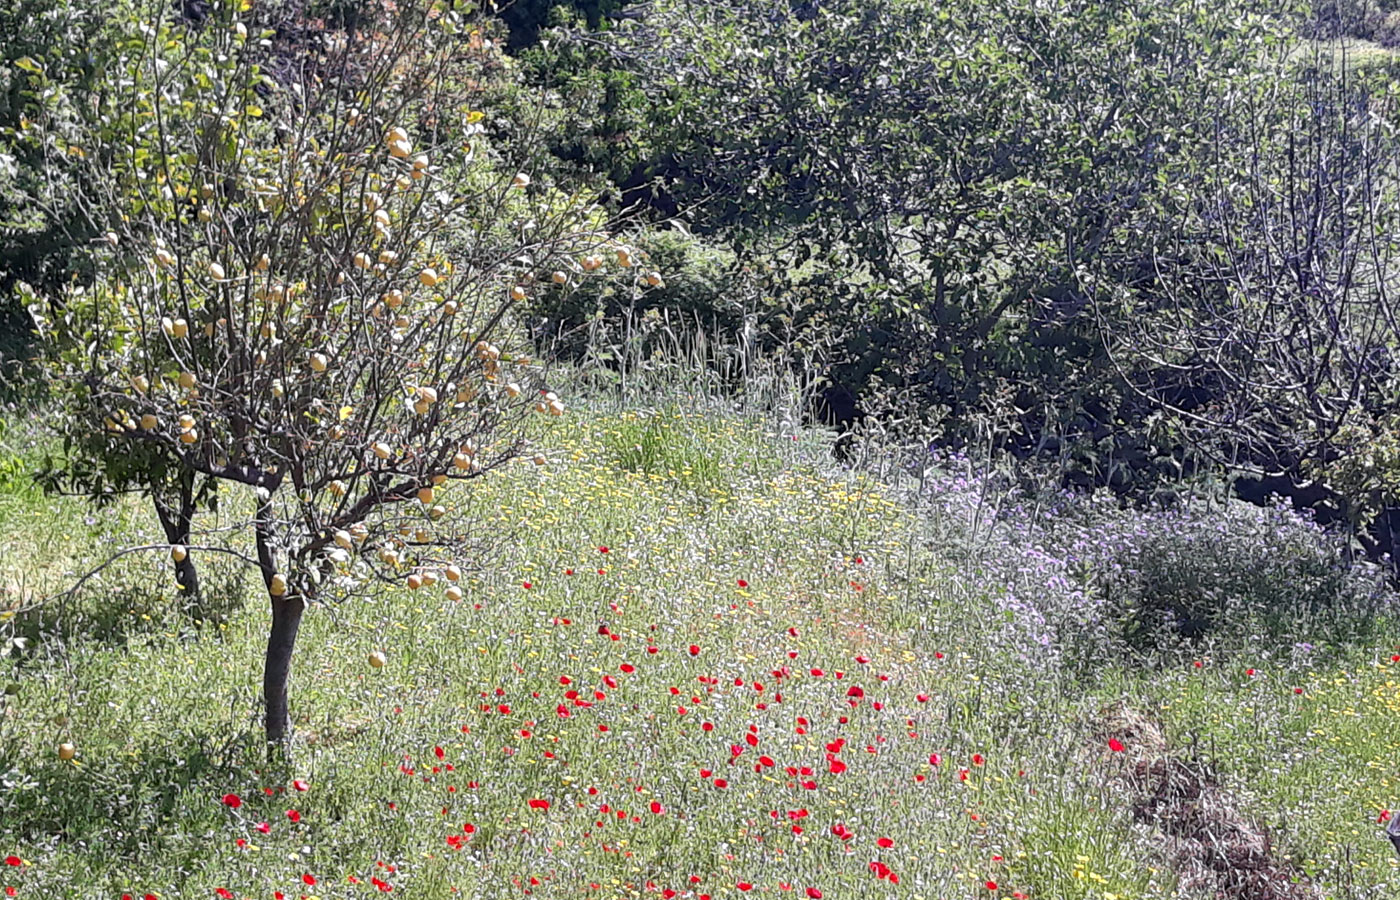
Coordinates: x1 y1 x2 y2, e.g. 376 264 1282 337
518 0 1400 570
7 0 1400 575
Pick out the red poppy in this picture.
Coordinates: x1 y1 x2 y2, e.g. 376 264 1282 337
220 793 241 809
688 645 700 656
286 809 301 823
876 837 894 848
737 579 748 588
528 799 550 810
302 874 317 886
215 890 234 899
736 884 753 892
806 890 822 899
292 779 308 791
972 753 984 766
985 881 998 891
1108 738 1125 752
1381 810 1393 824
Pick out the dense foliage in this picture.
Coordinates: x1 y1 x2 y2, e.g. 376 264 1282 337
520 0 1400 565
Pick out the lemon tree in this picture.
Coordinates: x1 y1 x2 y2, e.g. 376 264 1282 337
29 0 643 744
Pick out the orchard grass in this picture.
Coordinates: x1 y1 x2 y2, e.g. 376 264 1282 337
0 400 1397 897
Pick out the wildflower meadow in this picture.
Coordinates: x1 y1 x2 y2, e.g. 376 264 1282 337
3 397 1400 899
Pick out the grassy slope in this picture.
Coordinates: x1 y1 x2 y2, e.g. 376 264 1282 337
0 402 1396 898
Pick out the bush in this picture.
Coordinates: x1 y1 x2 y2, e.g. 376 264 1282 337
917 456 1397 671
1063 496 1391 656
528 227 753 358
1374 9 1400 43
0 0 114 303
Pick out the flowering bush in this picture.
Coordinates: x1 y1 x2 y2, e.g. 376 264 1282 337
915 455 1397 670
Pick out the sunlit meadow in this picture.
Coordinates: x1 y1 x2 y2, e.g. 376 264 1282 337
1 397 1398 899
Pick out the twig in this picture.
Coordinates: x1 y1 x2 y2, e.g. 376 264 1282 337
45 544 263 605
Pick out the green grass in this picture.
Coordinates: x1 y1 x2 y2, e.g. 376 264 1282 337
1102 650 1400 889
0 401 1398 898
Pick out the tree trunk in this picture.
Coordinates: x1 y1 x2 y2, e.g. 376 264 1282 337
263 594 305 744
153 469 200 599
255 500 302 746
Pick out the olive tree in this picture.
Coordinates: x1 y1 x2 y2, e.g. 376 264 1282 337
29 0 630 743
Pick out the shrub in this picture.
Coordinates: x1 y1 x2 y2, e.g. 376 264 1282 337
528 227 753 358
916 456 1397 671
0 0 116 318
1374 9 1400 43
1058 495 1391 658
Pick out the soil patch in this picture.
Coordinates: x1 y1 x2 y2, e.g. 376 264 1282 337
1098 705 1317 900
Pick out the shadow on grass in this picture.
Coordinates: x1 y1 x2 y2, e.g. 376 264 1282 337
0 725 257 863
13 562 251 657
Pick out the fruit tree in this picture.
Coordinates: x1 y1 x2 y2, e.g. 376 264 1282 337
28 0 629 744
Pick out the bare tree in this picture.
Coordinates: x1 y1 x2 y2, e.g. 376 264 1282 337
1097 46 1400 565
